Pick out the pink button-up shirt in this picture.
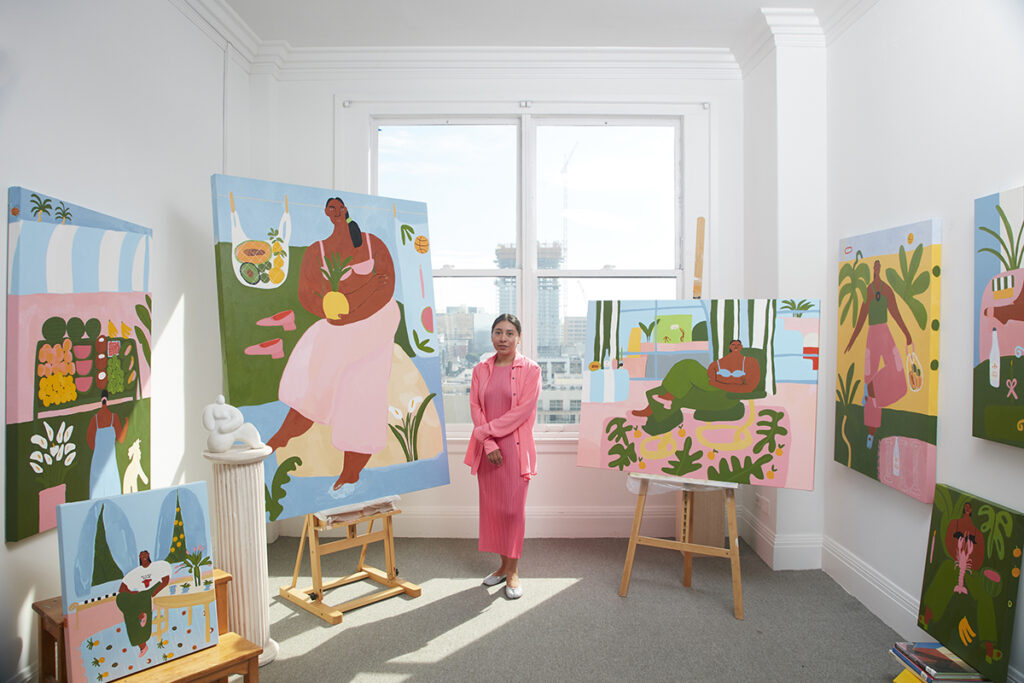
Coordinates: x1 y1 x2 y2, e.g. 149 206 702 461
464 352 542 479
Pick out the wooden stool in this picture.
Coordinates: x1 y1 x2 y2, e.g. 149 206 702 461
33 569 233 683
618 473 743 619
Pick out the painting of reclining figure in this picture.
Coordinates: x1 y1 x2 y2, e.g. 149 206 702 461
835 221 941 503
974 185 1024 448
577 299 819 490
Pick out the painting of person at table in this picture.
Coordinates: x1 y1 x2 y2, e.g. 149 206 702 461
115 550 171 656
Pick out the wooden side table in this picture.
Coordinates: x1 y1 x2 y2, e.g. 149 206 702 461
33 568 234 682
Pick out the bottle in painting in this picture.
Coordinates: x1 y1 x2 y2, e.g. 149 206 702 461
989 328 1001 388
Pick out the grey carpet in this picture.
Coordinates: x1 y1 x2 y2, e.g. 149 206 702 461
261 537 903 682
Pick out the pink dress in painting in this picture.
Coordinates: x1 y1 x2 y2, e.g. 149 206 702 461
276 238 400 453
477 364 530 558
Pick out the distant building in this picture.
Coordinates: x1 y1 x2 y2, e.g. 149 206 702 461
495 242 564 355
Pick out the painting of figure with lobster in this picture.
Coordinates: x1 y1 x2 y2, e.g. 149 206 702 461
918 484 1024 683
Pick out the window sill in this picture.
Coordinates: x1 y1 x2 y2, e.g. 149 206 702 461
446 431 579 455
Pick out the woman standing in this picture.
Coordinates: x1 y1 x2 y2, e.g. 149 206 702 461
465 314 541 599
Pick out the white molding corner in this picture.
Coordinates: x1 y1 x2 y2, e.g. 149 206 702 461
820 0 884 44
169 0 263 63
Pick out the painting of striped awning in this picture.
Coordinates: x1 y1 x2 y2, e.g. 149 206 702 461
7 221 150 295
6 187 151 295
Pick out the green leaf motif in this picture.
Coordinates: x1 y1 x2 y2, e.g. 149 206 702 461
605 417 634 445
266 456 302 521
607 442 637 470
661 436 703 476
753 409 788 454
413 329 434 354
135 303 152 332
707 452 774 484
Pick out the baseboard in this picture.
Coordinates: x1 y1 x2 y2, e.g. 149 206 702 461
282 503 680 539
738 504 823 570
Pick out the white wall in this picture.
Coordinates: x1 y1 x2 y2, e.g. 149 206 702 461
823 1 1024 679
245 54 747 541
0 0 230 677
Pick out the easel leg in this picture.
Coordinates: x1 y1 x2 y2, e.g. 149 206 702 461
682 490 694 587
308 515 324 602
384 514 397 580
619 478 650 597
725 489 744 620
288 515 310 591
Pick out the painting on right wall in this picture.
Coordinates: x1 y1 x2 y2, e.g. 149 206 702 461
918 484 1023 683
974 185 1024 447
835 221 941 503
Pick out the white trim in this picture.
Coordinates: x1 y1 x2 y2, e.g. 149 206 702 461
762 9 827 48
249 44 741 81
739 504 823 570
821 0 884 44
822 535 921 629
168 0 260 63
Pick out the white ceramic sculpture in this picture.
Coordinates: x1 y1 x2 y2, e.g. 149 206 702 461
202 394 264 452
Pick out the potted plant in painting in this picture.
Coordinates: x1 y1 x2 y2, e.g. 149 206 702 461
30 420 77 531
182 545 212 587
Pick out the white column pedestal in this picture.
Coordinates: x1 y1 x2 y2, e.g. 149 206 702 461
203 446 279 665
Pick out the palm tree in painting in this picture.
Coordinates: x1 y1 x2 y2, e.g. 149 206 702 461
838 249 870 326
29 193 53 222
54 202 73 225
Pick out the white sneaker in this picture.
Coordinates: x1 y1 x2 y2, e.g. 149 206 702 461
482 572 506 586
505 584 523 599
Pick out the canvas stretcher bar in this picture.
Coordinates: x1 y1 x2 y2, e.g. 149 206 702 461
280 510 420 625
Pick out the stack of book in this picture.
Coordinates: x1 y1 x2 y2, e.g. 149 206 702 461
889 641 988 682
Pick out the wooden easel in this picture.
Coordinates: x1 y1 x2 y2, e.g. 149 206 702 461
619 473 743 619
280 507 421 624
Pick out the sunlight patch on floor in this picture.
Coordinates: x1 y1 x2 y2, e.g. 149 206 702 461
386 577 580 665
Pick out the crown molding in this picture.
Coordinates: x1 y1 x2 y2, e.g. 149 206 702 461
174 0 740 81
169 0 262 64
736 7 829 76
762 8 826 48
820 0 883 43
249 44 742 81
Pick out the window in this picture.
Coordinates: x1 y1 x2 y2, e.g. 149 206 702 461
373 106 705 432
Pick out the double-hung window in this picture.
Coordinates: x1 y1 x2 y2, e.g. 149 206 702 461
367 103 709 434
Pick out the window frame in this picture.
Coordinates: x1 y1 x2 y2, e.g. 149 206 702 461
341 100 711 437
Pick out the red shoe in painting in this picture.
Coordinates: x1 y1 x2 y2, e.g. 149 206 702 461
256 309 296 331
244 338 284 359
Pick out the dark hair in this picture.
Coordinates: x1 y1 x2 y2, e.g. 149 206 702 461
326 197 363 248
100 389 109 403
491 313 522 334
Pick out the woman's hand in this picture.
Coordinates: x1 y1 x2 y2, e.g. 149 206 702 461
486 449 502 466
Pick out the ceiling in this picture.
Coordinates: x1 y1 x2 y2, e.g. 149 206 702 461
222 0 845 52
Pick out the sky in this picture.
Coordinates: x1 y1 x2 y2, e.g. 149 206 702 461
377 122 678 323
